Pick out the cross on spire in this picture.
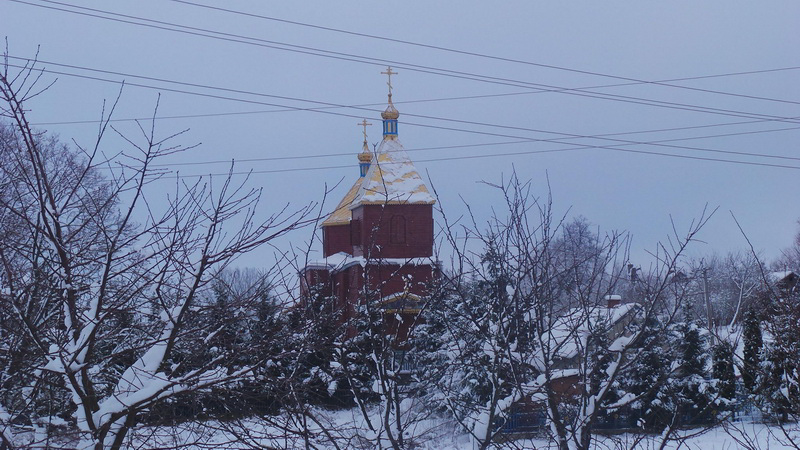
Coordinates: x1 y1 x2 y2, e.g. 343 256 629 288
381 66 397 97
380 66 399 138
358 119 372 144
357 119 373 176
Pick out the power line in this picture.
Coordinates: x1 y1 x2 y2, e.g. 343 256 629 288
182 122 800 170
10 0 800 124
7 54 800 152
27 91 549 126
5 3 799 172
38 0 800 111
155 124 800 168
29 93 800 152
7 60 800 168
25 0 797 114
170 141 800 180
170 0 800 108
21 54 799 149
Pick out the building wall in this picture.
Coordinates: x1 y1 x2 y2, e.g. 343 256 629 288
363 264 433 298
323 224 352 257
311 202 435 342
333 263 432 340
351 204 433 259
301 269 331 298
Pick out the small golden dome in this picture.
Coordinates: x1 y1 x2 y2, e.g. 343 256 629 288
358 145 373 163
381 93 400 120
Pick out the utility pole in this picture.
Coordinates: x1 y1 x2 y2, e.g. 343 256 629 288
698 264 715 344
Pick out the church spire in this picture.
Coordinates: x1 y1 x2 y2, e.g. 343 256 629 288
357 119 373 177
380 66 399 139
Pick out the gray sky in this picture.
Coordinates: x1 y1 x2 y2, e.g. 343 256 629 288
2 0 798 269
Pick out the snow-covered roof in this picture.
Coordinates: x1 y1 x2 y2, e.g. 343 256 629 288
350 138 435 207
321 138 434 227
545 303 638 361
304 252 435 273
768 270 797 283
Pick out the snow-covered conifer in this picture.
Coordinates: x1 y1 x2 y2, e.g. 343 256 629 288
741 308 763 394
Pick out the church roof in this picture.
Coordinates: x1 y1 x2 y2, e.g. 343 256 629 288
350 138 435 207
321 68 434 226
321 177 363 226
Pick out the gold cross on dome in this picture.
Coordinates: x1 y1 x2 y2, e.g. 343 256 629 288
358 119 372 142
381 66 397 95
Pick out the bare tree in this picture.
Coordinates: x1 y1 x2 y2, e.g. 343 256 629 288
709 216 800 449
0 54 312 448
417 173 715 449
777 221 800 272
684 251 763 328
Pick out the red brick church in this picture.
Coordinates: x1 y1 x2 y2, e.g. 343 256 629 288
301 68 436 339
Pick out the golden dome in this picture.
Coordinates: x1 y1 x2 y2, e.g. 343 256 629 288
381 93 400 120
358 144 373 163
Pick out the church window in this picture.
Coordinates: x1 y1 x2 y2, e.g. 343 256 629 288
391 215 406 244
350 219 362 245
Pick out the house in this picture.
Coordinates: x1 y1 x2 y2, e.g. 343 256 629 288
543 295 639 380
768 270 798 295
301 68 436 341
501 296 640 434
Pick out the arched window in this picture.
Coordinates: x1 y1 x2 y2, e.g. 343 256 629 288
350 219 362 245
391 215 406 244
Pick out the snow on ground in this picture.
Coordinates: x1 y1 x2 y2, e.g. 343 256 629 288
121 409 800 450
9 407 794 448
513 423 800 449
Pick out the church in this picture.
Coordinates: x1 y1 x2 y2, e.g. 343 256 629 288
301 68 436 340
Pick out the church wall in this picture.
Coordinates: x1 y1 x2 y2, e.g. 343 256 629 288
351 204 433 258
336 263 430 340
300 269 331 298
323 223 352 257
383 312 419 346
364 264 433 298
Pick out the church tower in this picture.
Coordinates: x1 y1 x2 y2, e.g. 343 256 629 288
302 68 436 339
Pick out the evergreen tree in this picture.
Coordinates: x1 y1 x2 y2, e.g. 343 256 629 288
590 330 618 429
676 318 712 426
741 308 762 393
210 281 237 358
758 344 795 421
413 241 530 448
286 283 349 408
712 342 736 411
758 282 800 421
616 319 673 431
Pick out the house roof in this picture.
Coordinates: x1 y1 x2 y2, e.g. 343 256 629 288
769 270 798 284
544 303 639 361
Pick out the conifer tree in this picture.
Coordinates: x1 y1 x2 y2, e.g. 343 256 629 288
286 283 348 407
712 342 736 410
412 240 529 449
759 344 794 421
676 317 712 426
741 308 762 393
616 319 673 431
757 279 800 421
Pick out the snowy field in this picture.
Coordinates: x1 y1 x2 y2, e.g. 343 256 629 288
121 411 800 449
8 407 798 448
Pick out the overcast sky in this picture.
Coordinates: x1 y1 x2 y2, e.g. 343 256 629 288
2 0 799 271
